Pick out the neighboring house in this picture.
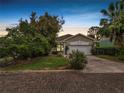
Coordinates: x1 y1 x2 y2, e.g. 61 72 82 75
57 33 94 55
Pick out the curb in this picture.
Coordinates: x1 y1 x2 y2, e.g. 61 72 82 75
0 70 81 74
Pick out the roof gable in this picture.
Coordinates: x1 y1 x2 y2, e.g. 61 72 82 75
64 33 94 42
57 34 73 42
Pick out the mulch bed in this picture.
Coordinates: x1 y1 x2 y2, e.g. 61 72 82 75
0 71 124 93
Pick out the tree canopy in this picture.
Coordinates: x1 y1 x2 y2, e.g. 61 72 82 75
0 12 64 60
88 26 100 40
99 0 124 47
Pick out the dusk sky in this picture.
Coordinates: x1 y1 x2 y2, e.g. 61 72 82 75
0 0 117 36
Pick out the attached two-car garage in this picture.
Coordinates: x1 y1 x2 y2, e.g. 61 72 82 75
68 45 92 55
64 34 94 55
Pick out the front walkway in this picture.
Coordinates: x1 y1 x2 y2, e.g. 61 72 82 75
83 56 124 73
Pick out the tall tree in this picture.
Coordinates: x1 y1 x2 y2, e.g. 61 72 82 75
30 12 37 28
100 0 124 47
38 12 64 47
98 18 110 37
100 18 109 27
88 26 100 40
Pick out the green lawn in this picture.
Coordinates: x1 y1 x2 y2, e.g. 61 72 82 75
0 56 69 71
97 55 123 63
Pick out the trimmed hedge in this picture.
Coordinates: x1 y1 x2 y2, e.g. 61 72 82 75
92 47 120 56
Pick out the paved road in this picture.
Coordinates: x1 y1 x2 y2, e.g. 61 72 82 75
83 56 124 73
0 72 124 93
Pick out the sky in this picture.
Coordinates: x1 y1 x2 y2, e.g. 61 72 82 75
0 0 117 36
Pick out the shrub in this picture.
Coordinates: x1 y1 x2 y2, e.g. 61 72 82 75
0 48 9 58
92 47 120 56
118 49 124 60
0 57 14 67
17 45 31 59
57 52 63 57
69 50 87 70
51 51 58 55
0 32 51 60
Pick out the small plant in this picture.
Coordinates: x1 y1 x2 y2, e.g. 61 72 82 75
69 50 87 70
57 52 63 57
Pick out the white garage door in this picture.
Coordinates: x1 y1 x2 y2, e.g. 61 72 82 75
68 45 92 55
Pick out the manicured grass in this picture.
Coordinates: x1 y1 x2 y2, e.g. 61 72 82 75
97 55 124 63
0 56 69 71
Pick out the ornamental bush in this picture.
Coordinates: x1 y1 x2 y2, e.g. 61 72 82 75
118 49 124 61
69 50 87 70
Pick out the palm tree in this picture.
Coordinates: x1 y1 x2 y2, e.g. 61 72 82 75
100 18 109 27
101 0 124 47
99 18 110 37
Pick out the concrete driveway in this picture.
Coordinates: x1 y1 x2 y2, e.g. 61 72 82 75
83 56 124 73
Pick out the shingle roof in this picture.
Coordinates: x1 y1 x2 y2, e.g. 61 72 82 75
64 33 94 42
56 34 73 42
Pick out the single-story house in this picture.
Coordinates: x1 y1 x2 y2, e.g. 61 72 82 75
57 33 94 55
